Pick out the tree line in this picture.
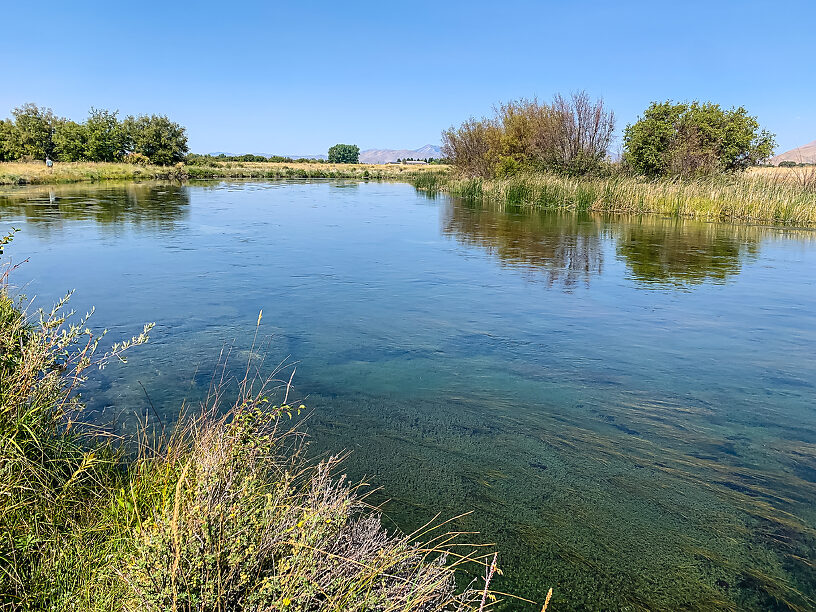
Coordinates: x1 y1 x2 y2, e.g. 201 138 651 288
442 92 776 179
0 104 188 166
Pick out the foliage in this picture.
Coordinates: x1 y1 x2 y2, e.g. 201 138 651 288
0 231 154 609
122 114 189 166
84 108 127 162
124 152 151 166
0 120 20 162
623 101 776 177
328 144 360 164
442 93 615 179
0 104 188 165
11 103 57 160
53 120 88 162
186 153 327 165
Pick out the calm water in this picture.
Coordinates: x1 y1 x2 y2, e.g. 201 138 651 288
2 181 815 611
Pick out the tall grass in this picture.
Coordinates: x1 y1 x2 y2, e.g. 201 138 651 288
0 235 512 611
0 161 450 186
418 170 816 226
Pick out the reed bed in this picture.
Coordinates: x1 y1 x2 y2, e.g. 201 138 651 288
0 161 450 186
424 172 816 226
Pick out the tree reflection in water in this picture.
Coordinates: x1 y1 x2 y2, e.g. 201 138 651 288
441 197 811 289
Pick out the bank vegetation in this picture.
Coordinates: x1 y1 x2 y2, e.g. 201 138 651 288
423 93 816 225
0 235 524 611
0 160 449 186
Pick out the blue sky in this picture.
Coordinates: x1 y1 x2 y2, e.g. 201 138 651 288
1 1 812 155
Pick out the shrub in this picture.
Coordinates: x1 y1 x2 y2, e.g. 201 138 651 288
125 152 151 166
126 404 478 611
442 92 615 179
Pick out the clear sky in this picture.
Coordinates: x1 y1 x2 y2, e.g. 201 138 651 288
1 0 813 155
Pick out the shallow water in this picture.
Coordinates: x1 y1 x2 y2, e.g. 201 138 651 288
2 181 815 611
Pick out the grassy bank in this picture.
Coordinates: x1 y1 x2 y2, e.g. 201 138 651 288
0 161 450 186
0 246 507 610
416 168 816 226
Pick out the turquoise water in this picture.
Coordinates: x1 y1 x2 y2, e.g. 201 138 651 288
1 181 815 610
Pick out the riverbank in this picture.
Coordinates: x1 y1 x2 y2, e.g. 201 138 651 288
5 161 814 227
414 167 816 226
0 251 496 610
0 160 449 185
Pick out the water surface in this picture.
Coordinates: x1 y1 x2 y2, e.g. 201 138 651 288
1 181 815 611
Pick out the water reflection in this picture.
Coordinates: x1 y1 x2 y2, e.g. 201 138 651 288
0 182 190 233
442 197 813 290
442 200 604 289
615 216 761 287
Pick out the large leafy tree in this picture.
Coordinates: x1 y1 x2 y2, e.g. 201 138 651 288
123 114 188 166
53 120 88 162
12 103 57 160
0 119 20 161
328 144 360 164
84 108 126 162
623 101 775 176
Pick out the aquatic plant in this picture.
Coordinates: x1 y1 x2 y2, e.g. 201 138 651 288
417 169 816 225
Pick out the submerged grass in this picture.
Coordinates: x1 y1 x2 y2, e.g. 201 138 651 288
0 161 450 186
417 169 816 226
0 240 510 611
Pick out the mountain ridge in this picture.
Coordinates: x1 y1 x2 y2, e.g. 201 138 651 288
771 139 816 165
359 145 442 164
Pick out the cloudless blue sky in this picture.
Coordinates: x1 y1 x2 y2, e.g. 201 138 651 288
1 1 813 155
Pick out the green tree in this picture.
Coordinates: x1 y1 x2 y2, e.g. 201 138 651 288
0 119 20 161
123 114 188 165
12 103 57 160
623 101 776 177
53 120 88 162
84 108 126 162
328 143 360 164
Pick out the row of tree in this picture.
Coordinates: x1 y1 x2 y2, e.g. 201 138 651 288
0 104 189 166
442 93 776 178
186 153 327 166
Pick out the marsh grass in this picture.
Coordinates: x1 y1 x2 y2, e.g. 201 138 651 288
419 170 816 226
0 161 450 186
0 238 513 611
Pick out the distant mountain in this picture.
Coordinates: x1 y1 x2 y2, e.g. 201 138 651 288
359 145 443 165
771 140 816 165
199 146 444 164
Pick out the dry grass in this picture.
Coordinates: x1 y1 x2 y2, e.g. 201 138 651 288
0 161 450 186
425 170 816 226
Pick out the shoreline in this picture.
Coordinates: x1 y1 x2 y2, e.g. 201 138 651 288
0 160 450 186
3 161 815 228
412 168 816 226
